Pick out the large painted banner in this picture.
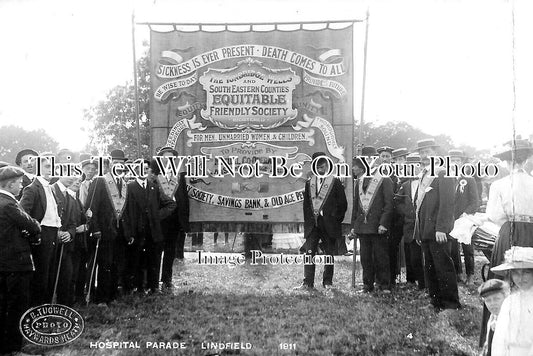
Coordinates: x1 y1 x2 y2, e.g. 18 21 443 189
150 24 353 223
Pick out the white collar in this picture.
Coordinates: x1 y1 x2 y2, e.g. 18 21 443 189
0 189 17 201
36 176 50 187
25 172 35 180
55 181 67 193
136 178 147 187
66 188 77 198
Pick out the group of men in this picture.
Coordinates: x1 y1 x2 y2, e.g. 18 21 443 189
300 138 481 311
0 147 189 355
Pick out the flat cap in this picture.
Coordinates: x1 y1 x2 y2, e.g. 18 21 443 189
478 279 510 298
0 166 25 182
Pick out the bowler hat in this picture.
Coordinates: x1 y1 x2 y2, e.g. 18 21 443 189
478 279 510 298
491 246 533 275
392 148 409 159
415 138 439 151
493 139 533 161
0 166 25 182
377 146 394 154
157 146 179 156
15 148 38 166
109 149 127 161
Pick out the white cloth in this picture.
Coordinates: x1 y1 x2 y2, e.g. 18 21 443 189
36 176 61 227
486 170 533 226
491 290 533 356
450 212 500 245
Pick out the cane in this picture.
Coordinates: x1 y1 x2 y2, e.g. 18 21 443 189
85 234 101 305
351 234 357 288
51 243 65 304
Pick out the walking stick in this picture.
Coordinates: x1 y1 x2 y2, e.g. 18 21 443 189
85 234 101 305
51 243 65 304
351 234 357 288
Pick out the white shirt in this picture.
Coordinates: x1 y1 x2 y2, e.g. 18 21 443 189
67 188 77 199
410 179 419 202
0 189 17 201
36 176 61 228
24 172 35 181
136 178 147 189
491 289 533 356
486 170 533 226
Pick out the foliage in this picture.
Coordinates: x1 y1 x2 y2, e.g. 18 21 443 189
84 51 151 159
0 125 58 164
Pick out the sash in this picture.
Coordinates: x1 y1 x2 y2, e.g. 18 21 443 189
309 175 334 224
414 172 436 217
157 175 179 201
103 173 127 221
358 173 383 223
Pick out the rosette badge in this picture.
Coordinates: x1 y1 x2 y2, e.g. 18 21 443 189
19 304 84 346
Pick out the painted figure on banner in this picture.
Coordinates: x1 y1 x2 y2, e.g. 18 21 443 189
351 146 394 293
295 152 347 292
413 139 460 311
0 165 41 355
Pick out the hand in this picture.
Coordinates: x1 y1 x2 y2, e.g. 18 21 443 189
436 231 447 244
59 231 71 243
75 224 87 234
378 225 388 235
86 209 93 219
92 231 101 239
127 237 135 245
348 228 356 240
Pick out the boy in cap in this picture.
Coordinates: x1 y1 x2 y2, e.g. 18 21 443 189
15 148 38 200
478 279 510 356
0 166 41 354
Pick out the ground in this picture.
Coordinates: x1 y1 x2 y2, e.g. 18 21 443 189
25 253 488 356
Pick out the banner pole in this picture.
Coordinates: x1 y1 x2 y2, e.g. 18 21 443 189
132 11 141 158
358 9 370 150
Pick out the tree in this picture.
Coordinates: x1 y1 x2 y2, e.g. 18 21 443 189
84 50 151 159
0 125 59 164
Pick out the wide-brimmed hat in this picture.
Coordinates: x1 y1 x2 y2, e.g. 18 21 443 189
392 148 409 159
15 148 39 165
415 138 439 151
377 146 394 154
491 246 533 275
493 139 533 161
109 149 127 161
405 153 421 163
157 146 179 156
448 149 468 160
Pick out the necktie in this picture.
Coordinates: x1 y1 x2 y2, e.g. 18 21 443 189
116 178 123 198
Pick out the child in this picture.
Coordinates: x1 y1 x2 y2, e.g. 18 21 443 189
478 279 510 356
490 246 533 356
0 166 41 354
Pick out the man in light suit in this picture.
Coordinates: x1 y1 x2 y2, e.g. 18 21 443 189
414 139 460 311
296 152 347 292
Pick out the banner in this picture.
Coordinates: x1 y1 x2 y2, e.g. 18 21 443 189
150 24 354 223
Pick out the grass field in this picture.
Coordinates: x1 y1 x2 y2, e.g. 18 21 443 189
25 253 487 356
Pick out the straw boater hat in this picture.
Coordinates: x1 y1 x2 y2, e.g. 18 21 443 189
392 148 409 159
415 138 439 151
79 153 97 168
491 246 533 275
405 153 421 164
377 146 394 154
493 139 533 162
15 148 39 166
448 149 468 160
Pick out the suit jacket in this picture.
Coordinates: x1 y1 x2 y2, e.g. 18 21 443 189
0 192 41 272
51 184 77 249
156 172 190 233
454 176 479 219
414 169 456 241
303 177 347 241
396 179 416 243
86 176 125 240
123 179 177 244
351 175 394 234
20 178 48 222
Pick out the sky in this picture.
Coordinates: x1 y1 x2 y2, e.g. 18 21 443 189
0 0 531 152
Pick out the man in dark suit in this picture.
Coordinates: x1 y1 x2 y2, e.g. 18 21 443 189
0 166 41 355
351 146 394 292
20 153 63 305
51 176 77 305
152 147 190 290
123 159 176 294
15 148 38 200
414 139 460 310
395 153 425 290
296 152 347 292
449 149 479 286
85 149 128 303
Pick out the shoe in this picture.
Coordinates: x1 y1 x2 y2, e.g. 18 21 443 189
358 285 374 294
344 250 354 256
293 283 314 292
